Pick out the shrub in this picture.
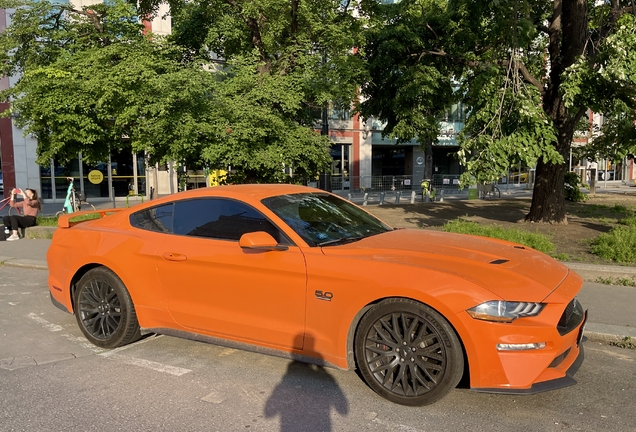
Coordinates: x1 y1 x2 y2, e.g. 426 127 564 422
591 225 636 264
564 171 587 202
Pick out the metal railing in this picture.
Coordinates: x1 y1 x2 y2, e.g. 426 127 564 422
304 176 418 194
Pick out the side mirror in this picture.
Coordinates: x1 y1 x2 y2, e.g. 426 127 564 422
239 231 288 251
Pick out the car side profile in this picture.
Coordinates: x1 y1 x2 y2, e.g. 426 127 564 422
47 184 586 405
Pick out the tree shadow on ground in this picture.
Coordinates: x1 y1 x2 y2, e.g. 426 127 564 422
370 199 532 229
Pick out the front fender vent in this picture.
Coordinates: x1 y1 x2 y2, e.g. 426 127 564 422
490 259 510 265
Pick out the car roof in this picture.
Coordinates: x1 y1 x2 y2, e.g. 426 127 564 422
147 184 325 207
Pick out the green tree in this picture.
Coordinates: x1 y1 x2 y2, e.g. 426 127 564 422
156 0 367 181
359 0 636 223
0 0 364 182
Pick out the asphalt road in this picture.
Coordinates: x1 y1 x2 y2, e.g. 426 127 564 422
1 266 635 432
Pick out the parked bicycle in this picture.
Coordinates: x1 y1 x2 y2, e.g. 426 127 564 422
55 177 96 217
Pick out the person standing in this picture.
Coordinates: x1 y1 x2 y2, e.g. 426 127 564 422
2 188 41 241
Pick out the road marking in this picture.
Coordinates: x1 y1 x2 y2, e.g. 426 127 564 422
202 391 226 404
103 353 191 376
99 334 162 358
372 417 422 432
21 318 185 376
26 313 64 332
60 333 104 353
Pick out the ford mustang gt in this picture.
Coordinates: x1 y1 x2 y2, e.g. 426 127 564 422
47 184 586 405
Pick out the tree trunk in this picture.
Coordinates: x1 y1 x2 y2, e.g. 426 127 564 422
424 140 433 180
526 0 588 224
526 135 571 224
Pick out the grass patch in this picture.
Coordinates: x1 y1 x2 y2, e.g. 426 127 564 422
587 203 632 215
35 213 101 227
618 216 636 227
68 213 101 223
595 276 636 287
442 219 556 254
610 336 636 350
551 253 570 261
591 225 636 264
36 216 58 226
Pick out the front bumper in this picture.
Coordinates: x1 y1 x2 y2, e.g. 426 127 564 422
472 310 587 394
460 271 587 392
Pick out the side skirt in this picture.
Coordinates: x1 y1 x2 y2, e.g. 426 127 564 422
142 327 349 371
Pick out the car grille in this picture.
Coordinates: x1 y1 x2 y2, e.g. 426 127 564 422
557 297 584 336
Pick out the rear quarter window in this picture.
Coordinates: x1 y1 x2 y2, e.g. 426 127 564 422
130 203 174 233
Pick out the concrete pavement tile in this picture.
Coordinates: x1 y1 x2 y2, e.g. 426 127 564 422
0 356 36 370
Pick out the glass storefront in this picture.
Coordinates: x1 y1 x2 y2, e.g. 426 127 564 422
39 150 147 202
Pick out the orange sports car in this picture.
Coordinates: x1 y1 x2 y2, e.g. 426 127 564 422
47 184 586 406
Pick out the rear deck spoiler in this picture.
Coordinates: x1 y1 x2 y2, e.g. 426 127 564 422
57 208 124 228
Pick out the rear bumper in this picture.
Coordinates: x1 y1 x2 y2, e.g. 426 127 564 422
50 292 71 314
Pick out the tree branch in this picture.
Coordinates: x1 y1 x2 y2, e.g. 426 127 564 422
412 50 545 95
224 0 271 72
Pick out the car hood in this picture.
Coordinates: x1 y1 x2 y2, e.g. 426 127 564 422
320 229 570 301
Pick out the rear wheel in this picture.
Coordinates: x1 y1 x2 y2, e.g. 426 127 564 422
355 298 464 406
74 267 141 348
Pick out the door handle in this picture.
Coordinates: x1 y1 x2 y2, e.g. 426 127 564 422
162 252 187 262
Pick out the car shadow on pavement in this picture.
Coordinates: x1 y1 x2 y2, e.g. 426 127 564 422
264 334 349 432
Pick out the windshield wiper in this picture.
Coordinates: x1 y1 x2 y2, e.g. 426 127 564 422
317 236 365 247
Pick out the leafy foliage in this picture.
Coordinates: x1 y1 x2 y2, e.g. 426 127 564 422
0 0 364 182
359 0 636 222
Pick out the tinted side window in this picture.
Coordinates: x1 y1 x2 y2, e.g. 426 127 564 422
130 204 174 233
173 198 282 242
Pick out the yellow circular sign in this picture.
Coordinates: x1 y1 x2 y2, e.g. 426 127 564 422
88 170 104 184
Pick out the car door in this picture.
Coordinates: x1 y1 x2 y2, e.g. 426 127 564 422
155 197 307 350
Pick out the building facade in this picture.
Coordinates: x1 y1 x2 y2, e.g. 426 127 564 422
0 1 173 204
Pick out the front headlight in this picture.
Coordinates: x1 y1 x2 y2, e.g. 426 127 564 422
467 301 545 323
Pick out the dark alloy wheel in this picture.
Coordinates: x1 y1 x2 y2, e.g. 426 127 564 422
355 298 464 406
75 267 141 349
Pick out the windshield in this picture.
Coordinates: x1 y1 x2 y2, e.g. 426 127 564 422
262 193 392 247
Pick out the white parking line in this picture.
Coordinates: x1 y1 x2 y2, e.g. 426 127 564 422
26 313 64 332
103 354 191 376
23 315 187 376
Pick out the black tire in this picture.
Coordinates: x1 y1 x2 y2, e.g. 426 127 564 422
81 202 96 211
74 267 141 349
354 298 464 406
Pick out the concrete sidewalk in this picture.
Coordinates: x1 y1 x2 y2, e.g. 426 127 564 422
1 237 634 344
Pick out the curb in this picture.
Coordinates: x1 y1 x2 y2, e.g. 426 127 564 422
0 257 48 271
564 262 636 282
583 323 636 343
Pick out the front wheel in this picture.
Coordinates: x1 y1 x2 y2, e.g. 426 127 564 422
74 267 141 348
355 298 464 406
81 202 96 211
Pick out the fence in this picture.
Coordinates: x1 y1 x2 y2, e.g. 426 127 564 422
305 176 418 194
307 175 467 194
